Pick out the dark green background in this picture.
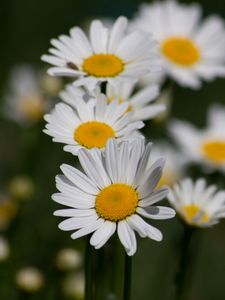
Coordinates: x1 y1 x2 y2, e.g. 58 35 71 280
0 0 225 300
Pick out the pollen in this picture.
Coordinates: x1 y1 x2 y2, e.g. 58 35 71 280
74 121 115 149
181 204 208 226
82 54 124 77
201 140 225 163
161 37 200 67
95 184 138 222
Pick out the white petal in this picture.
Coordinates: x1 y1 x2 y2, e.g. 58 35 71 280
126 138 144 185
52 193 95 209
90 221 116 249
108 16 128 53
133 142 152 187
78 149 111 188
90 20 108 53
126 214 148 238
58 214 98 231
60 164 99 194
117 220 137 256
137 162 164 199
137 206 175 219
71 218 104 239
105 139 119 183
139 187 169 207
54 208 96 217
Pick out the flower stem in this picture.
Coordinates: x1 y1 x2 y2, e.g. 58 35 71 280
175 226 195 300
85 238 94 300
123 254 132 300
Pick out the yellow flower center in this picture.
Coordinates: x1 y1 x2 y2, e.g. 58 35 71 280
74 121 115 149
95 184 138 222
82 54 124 77
161 37 200 66
181 204 208 226
201 140 225 163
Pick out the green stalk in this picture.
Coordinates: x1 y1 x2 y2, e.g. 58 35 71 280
175 226 195 300
85 238 94 300
123 254 132 300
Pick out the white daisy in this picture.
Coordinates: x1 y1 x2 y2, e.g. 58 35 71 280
133 0 225 89
168 178 225 227
60 82 165 122
105 81 165 122
44 90 144 156
147 142 185 187
53 138 175 256
41 16 160 88
169 104 225 173
3 66 48 124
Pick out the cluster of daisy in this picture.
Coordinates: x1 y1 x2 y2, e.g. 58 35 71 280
41 0 225 258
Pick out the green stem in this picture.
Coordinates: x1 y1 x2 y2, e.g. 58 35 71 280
110 237 118 295
123 254 132 300
85 238 94 300
175 226 195 300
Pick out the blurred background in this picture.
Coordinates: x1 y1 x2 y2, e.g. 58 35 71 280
1 0 225 299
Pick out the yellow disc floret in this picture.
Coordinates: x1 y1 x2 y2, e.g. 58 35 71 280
74 121 115 149
95 184 138 222
181 204 208 226
161 37 200 67
82 54 124 77
201 140 225 163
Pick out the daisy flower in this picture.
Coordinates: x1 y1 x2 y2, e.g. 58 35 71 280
147 142 185 187
53 139 175 256
41 16 160 88
169 105 225 173
3 66 48 124
133 0 225 89
168 178 225 227
60 82 165 122
105 81 165 122
44 90 144 156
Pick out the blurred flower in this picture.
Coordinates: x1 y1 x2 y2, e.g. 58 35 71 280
105 81 165 122
40 73 63 96
169 105 225 173
0 236 10 262
62 272 84 300
15 267 44 293
53 138 175 256
153 87 173 123
3 66 49 125
56 248 82 271
138 71 165 88
41 16 160 89
168 178 225 227
147 142 185 187
0 193 18 230
133 0 225 89
8 176 34 200
44 89 144 156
